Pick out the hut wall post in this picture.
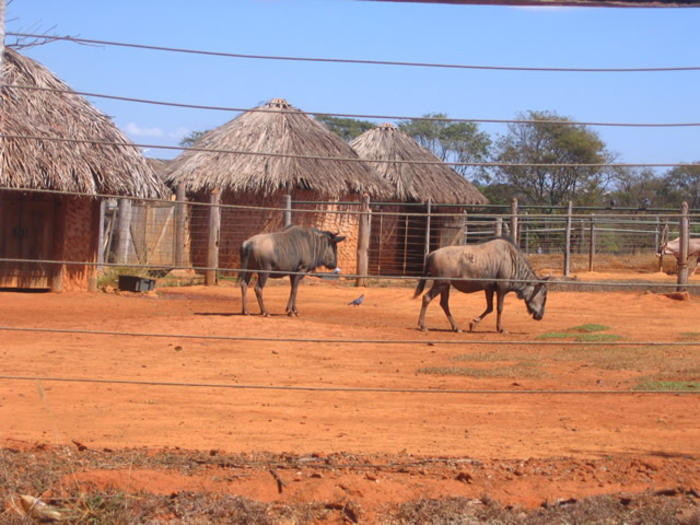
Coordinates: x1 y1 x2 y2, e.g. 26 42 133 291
97 200 106 270
424 199 432 257
174 182 186 267
206 189 221 286
283 194 292 227
116 198 132 264
510 198 519 245
87 199 101 292
677 201 689 292
49 198 66 292
356 193 371 287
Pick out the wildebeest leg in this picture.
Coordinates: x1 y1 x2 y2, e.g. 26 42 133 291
469 289 494 332
254 272 270 316
286 273 305 316
417 282 447 331
438 286 461 332
495 290 506 333
240 272 254 315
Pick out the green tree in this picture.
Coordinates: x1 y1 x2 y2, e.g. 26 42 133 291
398 113 492 180
179 129 209 148
492 111 613 206
607 168 667 209
314 116 376 142
662 162 700 209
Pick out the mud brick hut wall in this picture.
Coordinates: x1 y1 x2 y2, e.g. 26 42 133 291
369 203 466 277
188 190 362 276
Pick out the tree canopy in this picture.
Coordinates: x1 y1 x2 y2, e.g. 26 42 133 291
488 111 613 207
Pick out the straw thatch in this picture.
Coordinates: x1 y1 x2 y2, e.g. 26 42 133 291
1 48 166 198
165 98 391 198
350 123 488 205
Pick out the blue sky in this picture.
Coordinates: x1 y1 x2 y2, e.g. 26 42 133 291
5 1 700 169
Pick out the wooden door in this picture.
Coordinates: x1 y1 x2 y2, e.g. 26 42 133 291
0 196 55 288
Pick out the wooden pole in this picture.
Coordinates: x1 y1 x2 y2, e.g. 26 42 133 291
424 199 432 258
588 214 595 272
510 198 519 245
658 222 669 273
564 200 572 276
356 194 371 287
495 216 503 237
97 200 106 270
116 198 132 264
206 190 220 286
677 201 689 292
174 182 186 268
402 213 408 275
283 194 292 227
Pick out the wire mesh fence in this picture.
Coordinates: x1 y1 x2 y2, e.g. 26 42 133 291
1 187 698 290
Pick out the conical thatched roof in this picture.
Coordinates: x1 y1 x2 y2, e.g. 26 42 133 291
1 48 166 198
350 123 488 205
165 98 391 198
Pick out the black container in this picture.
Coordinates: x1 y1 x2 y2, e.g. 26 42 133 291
118 275 155 292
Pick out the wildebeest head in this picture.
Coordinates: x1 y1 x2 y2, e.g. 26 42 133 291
523 275 550 321
319 231 346 269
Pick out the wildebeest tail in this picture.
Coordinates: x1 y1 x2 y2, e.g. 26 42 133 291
413 252 432 298
238 241 252 280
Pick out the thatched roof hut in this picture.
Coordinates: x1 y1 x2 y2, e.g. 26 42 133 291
1 48 165 198
165 98 391 198
349 123 487 205
0 48 167 291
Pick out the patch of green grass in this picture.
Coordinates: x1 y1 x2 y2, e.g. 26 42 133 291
633 380 700 392
568 323 610 333
536 332 573 340
574 333 622 342
417 362 546 379
678 332 700 341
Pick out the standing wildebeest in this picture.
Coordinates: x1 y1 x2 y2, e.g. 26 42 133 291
239 225 345 316
414 238 550 333
656 236 700 275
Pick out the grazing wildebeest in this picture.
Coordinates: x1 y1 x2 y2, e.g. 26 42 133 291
414 238 550 333
239 225 345 316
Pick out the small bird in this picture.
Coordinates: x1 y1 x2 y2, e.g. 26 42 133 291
347 294 364 306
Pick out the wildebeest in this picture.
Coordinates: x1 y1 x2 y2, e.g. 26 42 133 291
414 238 550 333
656 236 700 275
239 225 345 316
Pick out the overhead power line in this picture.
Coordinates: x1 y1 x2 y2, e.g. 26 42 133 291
7 32 700 73
6 84 700 129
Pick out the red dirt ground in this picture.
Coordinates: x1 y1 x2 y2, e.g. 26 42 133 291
1 271 698 516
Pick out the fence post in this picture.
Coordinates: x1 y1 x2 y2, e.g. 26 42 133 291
658 222 669 272
174 182 187 267
424 198 432 257
564 201 572 276
97 200 106 270
510 198 519 245
283 194 292 227
356 193 371 287
206 189 220 286
677 201 689 292
495 216 503 237
116 198 132 264
588 214 595 272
